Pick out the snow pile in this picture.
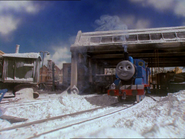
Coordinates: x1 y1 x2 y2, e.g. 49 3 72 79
64 96 157 138
66 91 185 138
112 91 185 138
58 91 117 112
88 127 144 138
0 90 185 138
1 91 114 127
15 88 34 100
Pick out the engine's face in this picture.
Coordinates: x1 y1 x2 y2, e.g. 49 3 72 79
116 60 135 81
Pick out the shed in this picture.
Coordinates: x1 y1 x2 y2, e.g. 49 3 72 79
1 53 41 83
70 26 185 93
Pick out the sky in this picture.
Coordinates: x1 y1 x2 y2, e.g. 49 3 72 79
0 0 185 69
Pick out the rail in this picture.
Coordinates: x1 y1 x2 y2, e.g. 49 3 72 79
0 101 136 139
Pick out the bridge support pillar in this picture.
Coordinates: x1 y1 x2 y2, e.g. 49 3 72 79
71 52 91 93
71 52 78 90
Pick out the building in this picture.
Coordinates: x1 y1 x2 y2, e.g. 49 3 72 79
39 60 63 84
39 65 48 83
55 65 63 83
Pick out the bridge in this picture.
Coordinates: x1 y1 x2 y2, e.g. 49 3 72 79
70 26 185 92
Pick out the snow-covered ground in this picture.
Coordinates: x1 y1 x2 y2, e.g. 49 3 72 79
0 89 185 138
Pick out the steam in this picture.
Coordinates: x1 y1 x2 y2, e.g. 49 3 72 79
95 15 128 31
95 15 129 48
72 15 130 93
124 45 128 52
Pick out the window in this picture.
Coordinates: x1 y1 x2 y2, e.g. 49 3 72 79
4 58 35 81
150 33 162 40
15 59 34 81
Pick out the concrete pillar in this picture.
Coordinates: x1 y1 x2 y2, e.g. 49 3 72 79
63 63 71 86
89 59 93 83
71 52 78 89
77 53 89 93
71 52 90 93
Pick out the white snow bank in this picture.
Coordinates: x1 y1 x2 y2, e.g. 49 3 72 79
15 88 34 100
59 91 185 139
58 91 112 112
88 127 144 138
113 91 185 138
1 91 111 128
0 90 185 139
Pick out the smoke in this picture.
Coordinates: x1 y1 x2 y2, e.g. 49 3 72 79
95 15 129 47
95 15 128 31
124 45 128 52
73 15 129 93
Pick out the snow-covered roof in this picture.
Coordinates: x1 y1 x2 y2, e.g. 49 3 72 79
2 53 41 59
72 26 185 47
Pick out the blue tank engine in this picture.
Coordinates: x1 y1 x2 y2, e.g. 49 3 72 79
108 47 150 102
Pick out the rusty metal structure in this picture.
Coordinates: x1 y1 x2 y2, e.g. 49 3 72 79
70 26 185 93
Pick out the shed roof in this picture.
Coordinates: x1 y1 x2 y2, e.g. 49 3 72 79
72 26 185 47
3 53 41 60
71 26 185 67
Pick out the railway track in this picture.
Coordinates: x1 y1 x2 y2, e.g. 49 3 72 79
0 102 121 132
28 102 136 139
0 100 136 139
